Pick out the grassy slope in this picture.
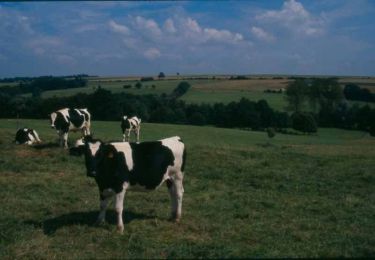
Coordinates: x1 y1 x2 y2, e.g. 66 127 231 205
0 119 374 258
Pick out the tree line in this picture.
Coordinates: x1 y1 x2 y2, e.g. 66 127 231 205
284 78 375 135
0 76 88 97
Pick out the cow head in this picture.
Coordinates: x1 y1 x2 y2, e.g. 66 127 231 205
50 112 57 129
83 136 103 177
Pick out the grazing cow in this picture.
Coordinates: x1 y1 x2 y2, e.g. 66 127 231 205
81 135 186 233
15 128 42 145
50 108 91 148
121 116 141 142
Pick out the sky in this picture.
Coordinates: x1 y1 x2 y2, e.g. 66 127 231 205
0 0 374 77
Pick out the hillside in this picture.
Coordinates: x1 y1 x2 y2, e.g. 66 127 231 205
1 119 374 258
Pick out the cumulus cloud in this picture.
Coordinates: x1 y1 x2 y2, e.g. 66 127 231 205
182 17 243 44
144 48 161 59
256 0 325 36
250 26 275 42
204 28 243 43
108 20 129 35
134 16 161 37
164 18 176 33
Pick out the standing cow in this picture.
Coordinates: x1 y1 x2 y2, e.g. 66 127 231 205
121 116 141 142
15 128 42 145
79 135 186 233
50 108 91 148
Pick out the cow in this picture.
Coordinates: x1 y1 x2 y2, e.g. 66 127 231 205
50 108 91 148
78 135 186 233
121 116 141 142
15 128 42 145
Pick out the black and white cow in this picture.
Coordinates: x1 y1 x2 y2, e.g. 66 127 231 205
15 128 42 145
50 108 91 148
121 116 141 142
79 135 186 233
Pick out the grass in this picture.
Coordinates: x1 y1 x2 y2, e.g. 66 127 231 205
18 76 375 111
0 118 374 258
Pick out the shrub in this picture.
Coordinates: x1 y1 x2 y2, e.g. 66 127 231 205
291 112 317 133
266 127 276 138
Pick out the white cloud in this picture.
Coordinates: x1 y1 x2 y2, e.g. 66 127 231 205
250 26 275 42
108 20 129 35
204 28 243 43
134 16 161 37
256 0 325 36
185 17 202 33
164 18 176 33
182 17 243 44
144 48 161 59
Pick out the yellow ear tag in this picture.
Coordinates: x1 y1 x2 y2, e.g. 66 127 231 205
108 152 114 158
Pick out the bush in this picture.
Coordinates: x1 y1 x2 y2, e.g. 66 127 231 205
266 127 276 138
291 112 317 133
123 85 132 89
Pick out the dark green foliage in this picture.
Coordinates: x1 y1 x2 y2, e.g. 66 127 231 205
123 85 132 89
344 84 374 102
285 79 308 112
135 82 142 89
158 72 165 79
171 81 191 98
292 112 317 133
266 127 276 138
140 77 154 82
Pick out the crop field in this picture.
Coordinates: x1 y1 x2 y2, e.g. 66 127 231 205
1 118 374 258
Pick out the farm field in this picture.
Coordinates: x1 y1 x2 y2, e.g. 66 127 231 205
1 119 374 258
23 76 374 111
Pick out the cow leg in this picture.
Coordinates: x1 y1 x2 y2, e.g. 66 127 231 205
58 131 64 147
174 173 184 222
96 195 111 225
166 179 178 220
115 187 126 233
125 129 131 142
63 132 69 149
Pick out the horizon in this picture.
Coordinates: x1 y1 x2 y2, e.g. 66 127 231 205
1 1 375 77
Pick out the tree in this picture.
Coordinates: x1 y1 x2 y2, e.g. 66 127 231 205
135 82 142 89
158 72 165 79
285 79 308 112
171 81 191 98
291 112 317 133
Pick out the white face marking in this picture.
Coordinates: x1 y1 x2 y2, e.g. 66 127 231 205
88 141 101 156
111 142 134 171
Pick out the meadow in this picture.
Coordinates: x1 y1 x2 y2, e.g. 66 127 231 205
29 76 374 111
1 118 374 258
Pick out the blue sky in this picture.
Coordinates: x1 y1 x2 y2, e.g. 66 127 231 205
0 0 374 77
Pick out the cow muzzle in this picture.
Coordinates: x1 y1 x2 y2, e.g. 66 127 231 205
51 125 55 129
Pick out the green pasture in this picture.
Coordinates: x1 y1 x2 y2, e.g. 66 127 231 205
0 119 374 258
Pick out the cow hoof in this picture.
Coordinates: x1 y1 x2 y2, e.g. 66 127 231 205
94 219 105 226
117 225 124 234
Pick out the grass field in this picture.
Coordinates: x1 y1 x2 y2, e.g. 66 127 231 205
30 76 374 111
1 119 374 258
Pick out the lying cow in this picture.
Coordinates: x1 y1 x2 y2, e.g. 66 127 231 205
50 108 91 148
15 128 42 145
74 135 186 233
121 116 141 142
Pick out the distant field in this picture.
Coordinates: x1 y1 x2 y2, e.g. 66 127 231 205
1 119 374 258
14 75 375 110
